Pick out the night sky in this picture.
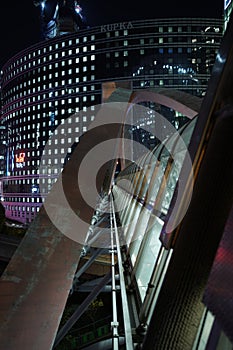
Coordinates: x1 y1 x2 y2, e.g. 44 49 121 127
0 0 224 68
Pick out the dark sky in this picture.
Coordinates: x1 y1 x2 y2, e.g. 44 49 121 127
0 0 224 68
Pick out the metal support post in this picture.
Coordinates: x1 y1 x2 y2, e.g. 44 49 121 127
111 195 134 350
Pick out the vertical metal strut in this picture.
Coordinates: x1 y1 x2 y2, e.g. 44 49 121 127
110 195 134 350
110 197 119 350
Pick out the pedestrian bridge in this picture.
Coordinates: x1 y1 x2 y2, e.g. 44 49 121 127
0 13 233 350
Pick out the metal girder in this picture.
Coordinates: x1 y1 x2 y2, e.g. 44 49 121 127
110 195 134 350
73 248 106 281
0 104 123 349
0 207 83 350
53 271 112 348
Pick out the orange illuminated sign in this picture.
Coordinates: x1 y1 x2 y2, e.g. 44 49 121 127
15 152 25 163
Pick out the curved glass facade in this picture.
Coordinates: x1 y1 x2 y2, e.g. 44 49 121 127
0 17 223 223
113 116 197 300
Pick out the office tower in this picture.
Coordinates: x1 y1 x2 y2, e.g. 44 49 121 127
0 17 223 224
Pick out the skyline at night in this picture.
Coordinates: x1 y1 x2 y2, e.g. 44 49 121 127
0 0 224 67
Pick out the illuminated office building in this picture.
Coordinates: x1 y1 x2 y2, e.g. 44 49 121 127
0 17 223 224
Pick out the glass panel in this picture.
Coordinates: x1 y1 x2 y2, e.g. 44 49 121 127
134 216 164 301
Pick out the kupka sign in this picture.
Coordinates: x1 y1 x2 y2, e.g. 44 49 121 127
101 22 133 32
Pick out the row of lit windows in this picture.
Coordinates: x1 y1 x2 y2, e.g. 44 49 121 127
5 79 96 97
4 92 97 113
139 36 220 45
5 80 96 100
5 35 97 69
5 37 219 79
3 18 222 70
5 203 41 209
3 40 219 91
3 54 96 82
3 28 222 82
105 24 221 36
